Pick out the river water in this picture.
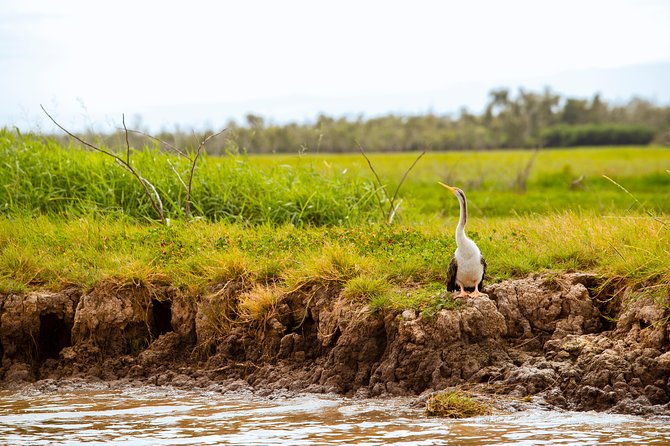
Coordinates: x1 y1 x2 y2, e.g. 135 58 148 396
1 386 668 445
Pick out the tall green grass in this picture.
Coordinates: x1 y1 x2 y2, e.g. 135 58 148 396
0 129 378 225
250 148 670 217
2 129 669 224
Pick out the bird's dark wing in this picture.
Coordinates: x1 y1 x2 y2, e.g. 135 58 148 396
478 256 487 291
447 257 458 291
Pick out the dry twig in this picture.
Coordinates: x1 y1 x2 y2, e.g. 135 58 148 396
126 127 226 219
41 105 166 224
357 142 425 224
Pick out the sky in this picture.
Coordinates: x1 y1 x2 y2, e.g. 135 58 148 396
1 0 670 132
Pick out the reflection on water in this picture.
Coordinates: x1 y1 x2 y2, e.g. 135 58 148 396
1 386 669 445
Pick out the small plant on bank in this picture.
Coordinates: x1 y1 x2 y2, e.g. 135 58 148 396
237 284 283 324
421 293 462 318
425 390 492 418
341 276 391 302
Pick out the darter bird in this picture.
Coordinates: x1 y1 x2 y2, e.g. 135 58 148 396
439 183 487 298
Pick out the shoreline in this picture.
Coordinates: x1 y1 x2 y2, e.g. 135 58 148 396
1 272 669 416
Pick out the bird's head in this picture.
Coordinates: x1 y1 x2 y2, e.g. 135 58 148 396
438 182 463 197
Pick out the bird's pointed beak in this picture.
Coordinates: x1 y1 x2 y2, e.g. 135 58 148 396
438 182 458 194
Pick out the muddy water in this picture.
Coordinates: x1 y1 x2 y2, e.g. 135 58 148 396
1 387 669 445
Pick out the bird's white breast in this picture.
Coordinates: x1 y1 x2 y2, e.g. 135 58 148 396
455 241 483 287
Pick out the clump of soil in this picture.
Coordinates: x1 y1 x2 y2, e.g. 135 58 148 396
0 273 668 416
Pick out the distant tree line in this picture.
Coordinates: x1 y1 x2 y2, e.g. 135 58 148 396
64 88 670 153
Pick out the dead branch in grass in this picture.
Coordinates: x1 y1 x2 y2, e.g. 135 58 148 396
41 105 166 224
514 147 539 193
602 174 667 227
357 142 425 224
125 127 226 220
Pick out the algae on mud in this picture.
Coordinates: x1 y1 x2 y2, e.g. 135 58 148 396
425 390 492 418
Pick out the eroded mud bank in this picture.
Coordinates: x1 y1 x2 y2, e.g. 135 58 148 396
1 273 668 415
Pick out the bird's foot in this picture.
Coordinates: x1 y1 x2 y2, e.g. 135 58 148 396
454 291 469 298
469 290 487 298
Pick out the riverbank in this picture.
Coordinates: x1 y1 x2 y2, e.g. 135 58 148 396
1 272 668 416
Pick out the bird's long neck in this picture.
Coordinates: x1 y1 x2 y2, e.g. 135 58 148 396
455 190 469 247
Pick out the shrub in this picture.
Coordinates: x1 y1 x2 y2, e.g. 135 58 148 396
540 124 655 147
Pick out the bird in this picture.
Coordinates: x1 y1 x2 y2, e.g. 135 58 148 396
439 183 487 298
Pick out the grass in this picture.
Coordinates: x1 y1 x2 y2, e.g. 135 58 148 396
249 147 670 218
0 129 378 225
1 128 669 312
0 213 667 310
2 130 669 224
425 390 492 418
238 284 283 324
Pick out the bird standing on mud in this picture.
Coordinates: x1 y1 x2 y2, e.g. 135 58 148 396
439 183 487 298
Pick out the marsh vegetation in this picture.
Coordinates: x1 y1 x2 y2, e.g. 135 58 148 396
1 129 668 316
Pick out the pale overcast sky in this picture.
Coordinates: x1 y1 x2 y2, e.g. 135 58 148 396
1 0 669 132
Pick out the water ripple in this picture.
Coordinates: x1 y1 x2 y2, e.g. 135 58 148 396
1 388 669 445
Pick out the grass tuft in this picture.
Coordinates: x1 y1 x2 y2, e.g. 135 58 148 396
425 390 492 418
237 284 283 324
0 245 50 288
341 276 391 303
283 244 374 291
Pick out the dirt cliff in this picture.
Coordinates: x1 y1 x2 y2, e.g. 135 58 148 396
1 273 668 415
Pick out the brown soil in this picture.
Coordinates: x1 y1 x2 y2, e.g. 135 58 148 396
1 273 668 415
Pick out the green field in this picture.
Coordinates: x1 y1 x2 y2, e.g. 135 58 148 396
3 130 668 222
1 129 668 315
249 147 670 218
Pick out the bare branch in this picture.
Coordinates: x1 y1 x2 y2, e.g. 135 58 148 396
357 141 425 225
185 128 226 219
124 128 188 158
388 150 425 220
356 141 388 220
41 105 116 157
141 177 164 221
356 141 387 198
202 128 228 145
124 127 227 219
191 130 200 150
167 159 188 191
42 105 166 224
122 113 130 165
388 199 403 225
